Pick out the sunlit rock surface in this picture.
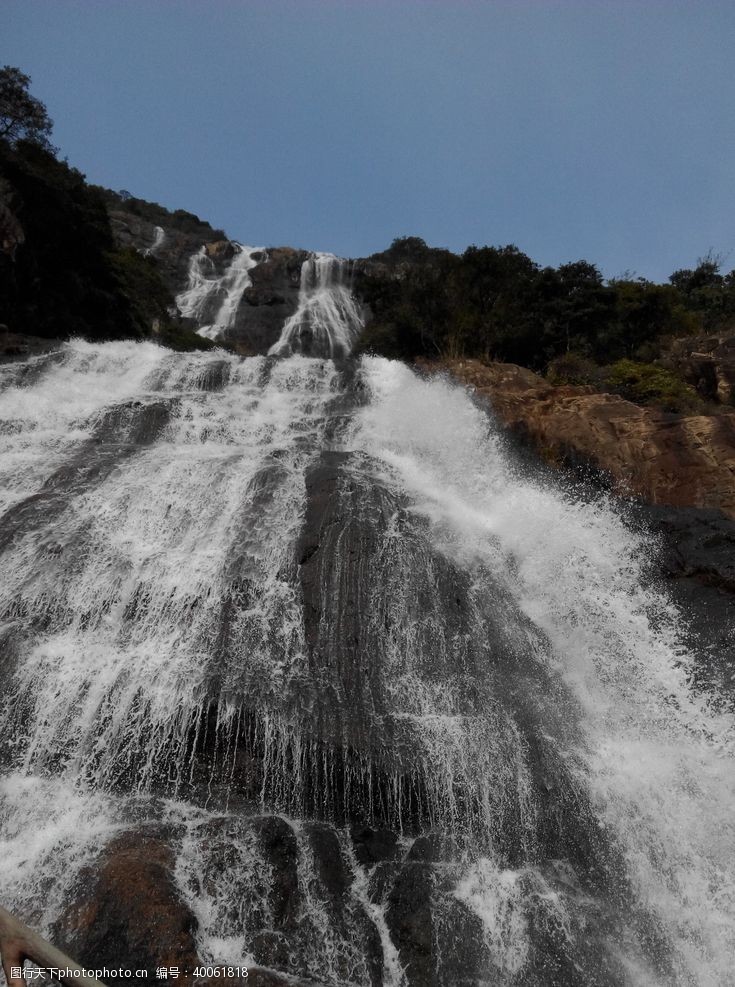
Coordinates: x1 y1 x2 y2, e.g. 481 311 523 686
435 357 735 518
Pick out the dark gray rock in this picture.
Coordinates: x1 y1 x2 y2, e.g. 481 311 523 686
225 247 309 354
643 504 735 696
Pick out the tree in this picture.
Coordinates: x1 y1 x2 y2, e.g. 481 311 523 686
0 66 55 152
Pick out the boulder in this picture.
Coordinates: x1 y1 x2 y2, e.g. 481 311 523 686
53 829 199 976
666 332 735 405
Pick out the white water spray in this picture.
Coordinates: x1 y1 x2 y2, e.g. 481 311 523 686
353 358 735 986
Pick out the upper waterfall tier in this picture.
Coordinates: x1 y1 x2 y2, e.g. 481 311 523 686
142 225 165 257
176 242 264 340
268 252 366 359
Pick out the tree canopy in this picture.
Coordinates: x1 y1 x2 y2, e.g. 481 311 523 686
0 66 55 152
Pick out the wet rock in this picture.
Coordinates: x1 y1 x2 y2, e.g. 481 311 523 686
666 331 735 404
644 504 735 695
0 331 62 363
226 247 309 353
304 823 349 901
647 504 735 592
406 835 436 863
251 816 300 928
350 825 399 866
385 862 435 986
53 829 199 975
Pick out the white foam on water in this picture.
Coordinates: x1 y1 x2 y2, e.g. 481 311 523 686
452 858 530 976
354 357 735 985
0 773 120 934
0 339 169 515
1 349 339 791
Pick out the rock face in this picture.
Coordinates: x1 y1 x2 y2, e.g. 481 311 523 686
643 504 735 696
4 345 734 984
53 830 200 974
109 208 309 353
228 246 309 352
665 331 735 405
109 210 215 296
433 358 735 519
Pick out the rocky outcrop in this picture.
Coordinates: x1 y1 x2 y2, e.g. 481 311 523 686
108 208 309 353
642 505 735 696
0 330 60 361
227 247 308 352
432 358 735 520
665 331 735 405
109 210 212 296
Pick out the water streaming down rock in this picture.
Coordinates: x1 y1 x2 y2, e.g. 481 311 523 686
268 253 365 359
143 226 166 257
0 341 733 986
176 243 263 340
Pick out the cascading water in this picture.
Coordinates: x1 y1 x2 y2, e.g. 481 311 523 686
268 252 365 359
0 340 733 986
176 243 263 340
143 226 165 257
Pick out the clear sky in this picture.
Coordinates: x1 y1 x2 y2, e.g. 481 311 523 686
3 0 734 280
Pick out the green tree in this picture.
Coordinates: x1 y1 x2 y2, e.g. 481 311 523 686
0 66 55 152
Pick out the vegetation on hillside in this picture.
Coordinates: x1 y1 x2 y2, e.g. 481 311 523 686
2 65 733 402
93 186 225 241
0 67 214 350
354 237 735 411
0 65 56 152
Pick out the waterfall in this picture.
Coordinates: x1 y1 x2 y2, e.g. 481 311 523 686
0 342 733 986
143 225 165 257
176 243 262 340
268 252 365 359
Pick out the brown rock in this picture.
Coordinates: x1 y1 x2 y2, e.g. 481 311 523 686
53 829 199 978
205 240 236 261
666 332 735 405
426 358 735 519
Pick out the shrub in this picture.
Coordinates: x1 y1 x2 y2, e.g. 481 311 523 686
602 360 701 413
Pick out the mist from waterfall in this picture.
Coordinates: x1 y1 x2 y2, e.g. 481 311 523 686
0 342 733 986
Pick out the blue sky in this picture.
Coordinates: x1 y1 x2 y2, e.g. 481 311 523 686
3 0 734 280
